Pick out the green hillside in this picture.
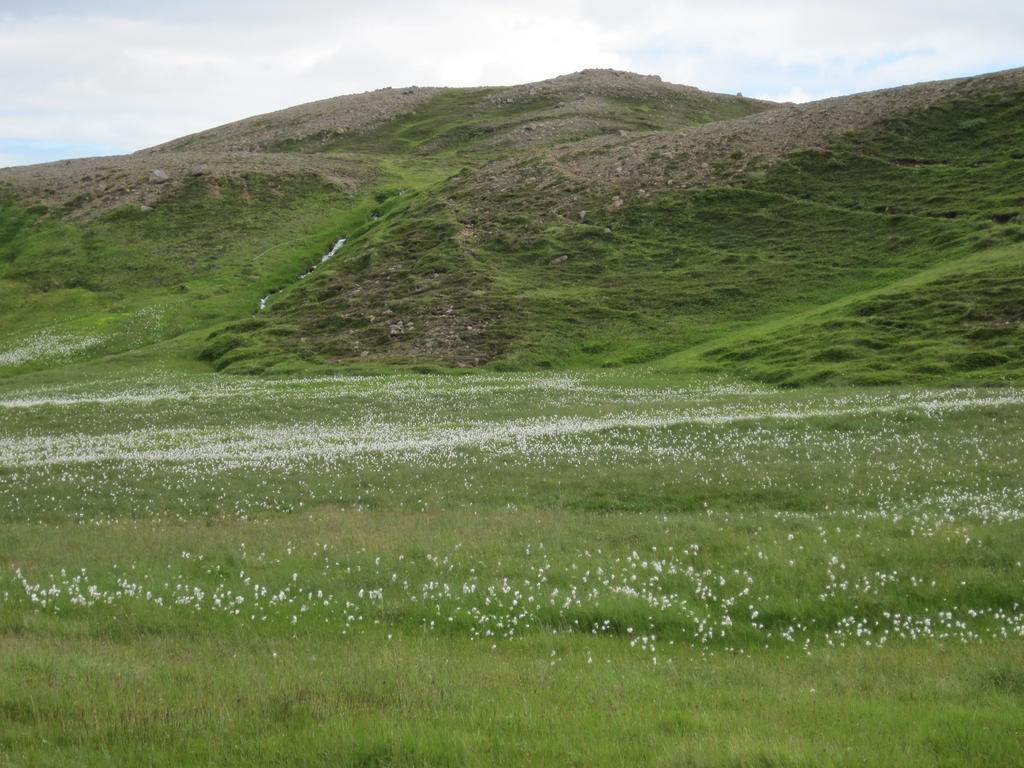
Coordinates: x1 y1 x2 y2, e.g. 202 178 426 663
3 66 1024 768
1 67 1021 384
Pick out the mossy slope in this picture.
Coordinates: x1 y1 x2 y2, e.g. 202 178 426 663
1 68 1022 384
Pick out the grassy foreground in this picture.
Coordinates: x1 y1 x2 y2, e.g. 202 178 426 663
2 371 1023 765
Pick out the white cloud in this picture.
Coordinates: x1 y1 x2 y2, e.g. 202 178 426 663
0 1 1021 164
759 87 817 105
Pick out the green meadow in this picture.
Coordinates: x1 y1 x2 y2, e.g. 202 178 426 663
1 68 1023 765
2 372 1022 765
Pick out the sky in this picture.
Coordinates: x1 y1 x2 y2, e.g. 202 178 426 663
1 0 1021 167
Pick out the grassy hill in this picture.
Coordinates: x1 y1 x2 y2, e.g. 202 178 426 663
3 66 1024 768
1 67 1021 384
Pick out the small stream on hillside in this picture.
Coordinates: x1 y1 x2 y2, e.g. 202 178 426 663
259 237 347 312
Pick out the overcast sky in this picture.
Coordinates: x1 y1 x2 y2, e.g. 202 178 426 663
1 0 1021 167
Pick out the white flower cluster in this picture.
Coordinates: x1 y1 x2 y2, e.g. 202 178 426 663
0 329 102 367
10 540 1023 660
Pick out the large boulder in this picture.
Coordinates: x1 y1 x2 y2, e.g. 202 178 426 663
149 169 170 184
